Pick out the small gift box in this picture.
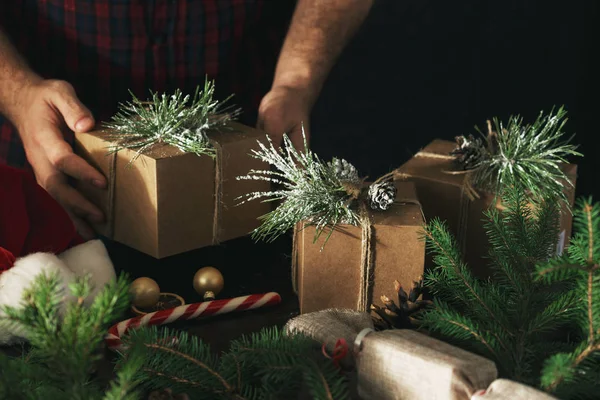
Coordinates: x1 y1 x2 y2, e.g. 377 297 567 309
395 126 577 277
73 84 271 258
293 181 426 314
236 134 428 315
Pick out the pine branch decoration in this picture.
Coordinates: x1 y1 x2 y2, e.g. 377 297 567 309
237 128 397 244
535 197 600 398
416 183 579 386
103 78 240 164
0 272 143 400
451 106 581 205
117 325 350 400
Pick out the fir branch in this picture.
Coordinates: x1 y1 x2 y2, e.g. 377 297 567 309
237 128 360 243
421 218 513 337
419 299 500 360
118 326 349 400
102 78 240 164
144 342 234 393
526 290 579 335
534 198 600 394
0 272 141 399
103 343 144 400
457 106 581 205
418 184 585 385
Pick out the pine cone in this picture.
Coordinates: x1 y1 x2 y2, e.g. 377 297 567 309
450 134 488 170
368 181 397 211
370 277 432 330
330 157 361 185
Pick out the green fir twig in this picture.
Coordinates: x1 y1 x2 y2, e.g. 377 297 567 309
117 325 349 400
0 272 142 400
102 78 240 164
417 183 578 386
535 198 600 398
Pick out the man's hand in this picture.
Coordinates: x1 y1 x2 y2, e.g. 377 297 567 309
261 0 374 151
13 79 106 239
257 85 311 152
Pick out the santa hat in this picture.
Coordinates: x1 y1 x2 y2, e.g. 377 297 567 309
0 164 116 344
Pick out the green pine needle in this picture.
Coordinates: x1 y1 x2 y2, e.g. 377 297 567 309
0 272 142 399
468 106 582 205
417 183 578 386
236 127 360 243
102 78 240 164
534 197 600 395
117 325 349 400
420 188 600 396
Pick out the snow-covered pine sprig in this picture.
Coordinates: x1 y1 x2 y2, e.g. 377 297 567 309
452 106 582 205
102 78 241 164
238 126 399 245
237 127 361 243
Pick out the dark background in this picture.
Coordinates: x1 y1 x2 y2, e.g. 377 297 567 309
310 0 598 199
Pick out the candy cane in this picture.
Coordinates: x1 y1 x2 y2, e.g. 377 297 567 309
105 292 282 351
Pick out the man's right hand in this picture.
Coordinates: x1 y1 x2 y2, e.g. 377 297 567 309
13 79 107 239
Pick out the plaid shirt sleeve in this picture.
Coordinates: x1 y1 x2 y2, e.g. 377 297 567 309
0 0 290 168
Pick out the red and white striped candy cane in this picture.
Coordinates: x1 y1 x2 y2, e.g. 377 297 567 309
105 292 281 351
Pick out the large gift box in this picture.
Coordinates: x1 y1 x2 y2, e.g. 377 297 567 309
293 181 426 314
73 121 270 258
395 139 577 277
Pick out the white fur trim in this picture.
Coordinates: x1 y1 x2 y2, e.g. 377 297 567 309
59 239 116 305
0 252 75 345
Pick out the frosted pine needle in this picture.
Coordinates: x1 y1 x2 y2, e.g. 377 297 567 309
237 127 361 243
102 78 240 163
459 106 582 205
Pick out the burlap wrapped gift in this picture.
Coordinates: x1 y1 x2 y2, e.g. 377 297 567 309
285 309 498 400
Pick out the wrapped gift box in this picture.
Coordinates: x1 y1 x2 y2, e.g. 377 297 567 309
293 181 426 314
73 121 271 258
395 139 577 278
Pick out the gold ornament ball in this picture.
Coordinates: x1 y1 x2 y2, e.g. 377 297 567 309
193 267 224 300
130 277 161 308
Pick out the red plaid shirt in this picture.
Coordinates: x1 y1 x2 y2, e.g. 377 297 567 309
0 0 290 168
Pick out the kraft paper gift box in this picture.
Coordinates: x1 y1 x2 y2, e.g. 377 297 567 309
293 181 426 314
395 139 577 278
73 121 271 259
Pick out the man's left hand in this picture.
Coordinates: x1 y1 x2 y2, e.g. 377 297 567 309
257 85 312 152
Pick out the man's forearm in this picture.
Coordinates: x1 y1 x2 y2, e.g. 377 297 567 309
0 28 41 124
272 0 374 107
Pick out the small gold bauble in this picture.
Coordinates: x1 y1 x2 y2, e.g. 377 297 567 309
130 277 161 308
193 267 224 300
